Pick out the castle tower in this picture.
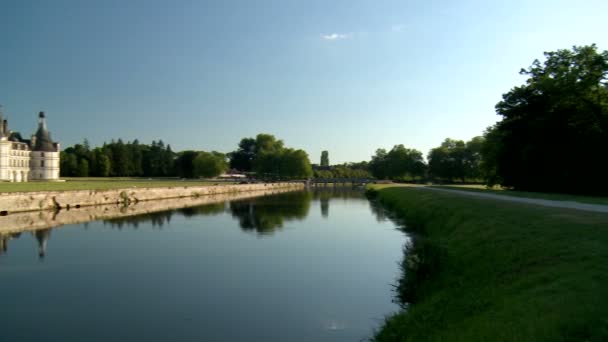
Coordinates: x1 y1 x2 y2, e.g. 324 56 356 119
29 112 60 180
0 106 10 180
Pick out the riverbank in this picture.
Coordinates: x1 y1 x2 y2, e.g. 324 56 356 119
0 188 298 236
0 182 303 214
370 185 608 341
0 178 236 193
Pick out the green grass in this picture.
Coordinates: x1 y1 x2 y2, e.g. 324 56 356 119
430 184 608 206
370 185 608 341
0 177 237 193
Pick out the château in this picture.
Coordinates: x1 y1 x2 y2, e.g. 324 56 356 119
0 111 60 182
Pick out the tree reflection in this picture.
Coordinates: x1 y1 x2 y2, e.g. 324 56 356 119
178 202 225 217
102 202 227 229
229 192 312 235
104 211 175 229
33 228 52 260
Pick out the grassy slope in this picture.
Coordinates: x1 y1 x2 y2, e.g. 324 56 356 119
0 178 236 193
373 185 608 341
430 185 608 205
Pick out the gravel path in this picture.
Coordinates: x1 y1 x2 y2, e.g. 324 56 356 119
424 187 608 214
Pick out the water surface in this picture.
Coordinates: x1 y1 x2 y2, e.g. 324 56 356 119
0 189 404 341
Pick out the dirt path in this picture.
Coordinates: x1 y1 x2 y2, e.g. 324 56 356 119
423 187 608 214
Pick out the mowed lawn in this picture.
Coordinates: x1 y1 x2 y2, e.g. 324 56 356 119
372 185 608 341
430 184 608 205
0 178 237 193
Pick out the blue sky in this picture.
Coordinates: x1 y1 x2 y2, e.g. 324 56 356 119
1 0 607 164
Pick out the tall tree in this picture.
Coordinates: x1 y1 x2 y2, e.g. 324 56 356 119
228 138 257 171
369 146 426 180
320 150 329 167
193 151 228 178
492 45 608 194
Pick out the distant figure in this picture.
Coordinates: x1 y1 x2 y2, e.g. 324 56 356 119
33 228 52 260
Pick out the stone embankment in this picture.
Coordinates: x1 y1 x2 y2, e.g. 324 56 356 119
0 187 298 235
0 182 304 215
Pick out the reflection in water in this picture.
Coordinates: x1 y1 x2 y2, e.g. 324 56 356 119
104 211 175 229
229 191 312 235
0 189 369 257
0 187 404 342
178 202 226 217
34 228 51 260
320 197 329 218
368 197 389 222
0 232 21 256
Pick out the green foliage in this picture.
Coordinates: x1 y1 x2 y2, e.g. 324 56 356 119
192 151 228 178
228 137 256 171
373 186 608 341
369 145 426 180
59 152 78 177
229 133 313 179
428 137 484 182
174 150 199 178
93 150 111 177
313 162 371 179
61 139 176 178
320 150 329 167
77 158 89 177
489 44 608 195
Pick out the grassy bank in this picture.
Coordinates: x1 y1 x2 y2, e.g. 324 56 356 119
371 185 608 341
430 184 608 205
0 178 236 193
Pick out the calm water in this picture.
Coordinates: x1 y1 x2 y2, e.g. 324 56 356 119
0 189 404 342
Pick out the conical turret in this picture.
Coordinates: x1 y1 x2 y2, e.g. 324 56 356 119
33 112 56 152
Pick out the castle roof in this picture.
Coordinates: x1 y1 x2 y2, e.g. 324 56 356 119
33 112 57 152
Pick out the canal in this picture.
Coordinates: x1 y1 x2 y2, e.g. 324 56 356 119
0 189 405 341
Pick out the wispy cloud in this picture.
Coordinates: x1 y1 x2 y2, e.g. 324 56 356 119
320 33 351 41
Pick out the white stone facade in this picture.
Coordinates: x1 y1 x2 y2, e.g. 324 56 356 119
0 112 60 182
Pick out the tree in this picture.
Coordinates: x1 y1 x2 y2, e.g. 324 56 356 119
228 138 256 171
320 150 329 167
229 133 311 179
369 149 388 179
175 150 199 178
369 146 426 180
427 138 467 182
193 151 228 178
491 45 608 194
60 152 78 177
77 158 89 177
94 151 111 177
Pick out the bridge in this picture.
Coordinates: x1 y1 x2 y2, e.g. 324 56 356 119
305 178 373 188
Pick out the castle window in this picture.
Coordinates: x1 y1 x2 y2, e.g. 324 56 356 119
41 160 45 168
41 152 45 157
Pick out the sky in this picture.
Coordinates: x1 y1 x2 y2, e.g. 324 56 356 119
1 0 607 164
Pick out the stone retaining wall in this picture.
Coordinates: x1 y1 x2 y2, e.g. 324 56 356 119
0 187 298 235
0 182 304 214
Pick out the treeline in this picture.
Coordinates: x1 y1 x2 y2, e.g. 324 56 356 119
61 133 312 180
362 44 608 195
60 139 227 178
313 162 371 179
482 45 608 195
61 139 174 177
60 45 607 195
228 134 312 179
